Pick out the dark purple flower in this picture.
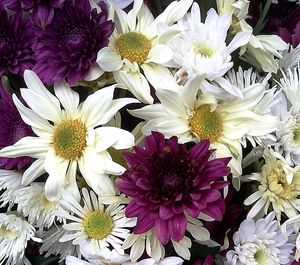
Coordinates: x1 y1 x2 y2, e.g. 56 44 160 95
0 6 37 76
193 256 214 265
33 0 114 85
3 0 66 26
249 0 300 47
117 132 230 244
0 80 34 169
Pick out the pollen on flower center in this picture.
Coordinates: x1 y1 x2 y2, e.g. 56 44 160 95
115 32 152 64
195 43 215 57
0 226 20 239
266 167 296 199
53 119 86 160
190 104 223 142
83 211 113 240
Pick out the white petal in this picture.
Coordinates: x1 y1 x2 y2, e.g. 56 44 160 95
114 70 153 104
22 158 45 185
146 45 173 64
227 31 251 54
128 104 170 120
84 65 104 81
0 136 49 158
94 127 134 152
247 198 266 218
181 76 203 109
80 85 115 128
20 89 62 122
54 82 79 116
97 47 123 72
45 170 65 202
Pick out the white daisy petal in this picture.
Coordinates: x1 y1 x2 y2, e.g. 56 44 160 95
146 44 173 64
21 158 46 186
97 47 123 72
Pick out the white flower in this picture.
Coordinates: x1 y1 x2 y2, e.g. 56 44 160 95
56 188 136 259
279 45 300 70
0 169 21 210
129 77 278 189
166 3 250 97
244 147 300 221
14 183 63 229
0 70 138 201
226 212 294 265
39 226 79 262
97 0 193 104
272 66 300 165
0 212 41 265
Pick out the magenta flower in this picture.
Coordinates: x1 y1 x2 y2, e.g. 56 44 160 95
33 0 114 85
0 81 34 169
3 0 66 26
193 256 214 265
117 132 230 244
0 5 37 76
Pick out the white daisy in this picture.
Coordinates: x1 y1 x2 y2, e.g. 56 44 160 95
244 147 300 221
226 212 294 265
0 169 21 210
166 3 250 97
0 70 138 201
273 66 300 165
129 77 279 189
97 0 193 104
14 182 63 229
56 188 136 259
0 212 41 265
39 226 79 262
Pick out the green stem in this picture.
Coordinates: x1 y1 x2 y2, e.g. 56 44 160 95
253 0 272 35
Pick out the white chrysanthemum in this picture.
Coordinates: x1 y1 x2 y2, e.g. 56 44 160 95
56 188 136 259
226 212 294 265
272 66 300 165
14 183 63 229
0 213 41 265
97 0 193 104
217 0 288 73
39 226 79 262
66 255 184 265
129 77 279 189
166 3 250 97
0 169 21 210
0 70 138 201
279 45 300 70
244 147 300 221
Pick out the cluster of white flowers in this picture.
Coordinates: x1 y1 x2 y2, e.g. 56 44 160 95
1 0 300 264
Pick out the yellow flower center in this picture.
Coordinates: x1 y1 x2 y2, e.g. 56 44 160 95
190 105 223 142
0 225 20 239
53 119 86 160
293 126 300 145
83 211 113 240
195 43 215 57
266 167 296 200
115 32 152 64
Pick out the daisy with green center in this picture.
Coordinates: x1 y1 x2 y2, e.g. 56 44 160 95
244 147 300 221
56 188 136 259
129 76 279 189
0 70 138 201
97 0 193 104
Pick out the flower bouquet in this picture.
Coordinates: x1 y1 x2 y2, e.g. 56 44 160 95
1 0 300 264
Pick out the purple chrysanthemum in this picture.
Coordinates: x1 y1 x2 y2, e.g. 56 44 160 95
117 132 231 244
0 5 37 76
33 0 114 85
3 0 66 26
0 81 34 169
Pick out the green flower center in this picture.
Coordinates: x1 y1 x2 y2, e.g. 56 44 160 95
0 225 20 239
254 249 268 264
115 32 152 64
293 126 300 145
53 119 86 160
190 104 223 142
83 211 113 240
195 43 215 57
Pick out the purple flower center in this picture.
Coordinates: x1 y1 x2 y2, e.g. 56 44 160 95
0 32 11 53
61 25 88 50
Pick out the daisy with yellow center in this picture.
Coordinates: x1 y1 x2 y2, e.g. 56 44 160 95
56 188 136 260
129 76 278 189
244 147 300 221
97 0 193 104
0 70 138 201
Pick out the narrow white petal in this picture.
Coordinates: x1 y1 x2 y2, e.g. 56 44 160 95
45 172 65 202
128 104 170 120
227 31 251 54
54 82 79 115
146 45 173 64
20 89 62 122
22 158 45 185
97 47 123 72
84 65 104 81
0 137 49 158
